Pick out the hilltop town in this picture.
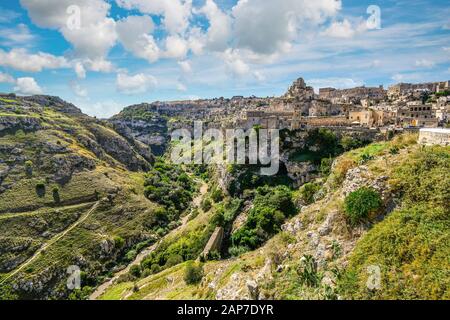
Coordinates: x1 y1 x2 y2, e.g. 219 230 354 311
107 77 450 131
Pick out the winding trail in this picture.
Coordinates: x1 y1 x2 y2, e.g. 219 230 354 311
0 201 100 285
90 181 208 300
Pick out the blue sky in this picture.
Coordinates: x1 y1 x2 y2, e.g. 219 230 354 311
0 0 449 117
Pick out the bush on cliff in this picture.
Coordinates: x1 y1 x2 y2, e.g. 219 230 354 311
344 187 382 225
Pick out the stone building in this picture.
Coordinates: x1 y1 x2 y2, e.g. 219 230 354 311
396 101 438 127
348 109 393 127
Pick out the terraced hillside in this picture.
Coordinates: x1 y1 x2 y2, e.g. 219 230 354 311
98 134 450 300
0 95 168 299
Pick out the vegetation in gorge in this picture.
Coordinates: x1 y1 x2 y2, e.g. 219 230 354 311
230 185 296 253
144 159 196 215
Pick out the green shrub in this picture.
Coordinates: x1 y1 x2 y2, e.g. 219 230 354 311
344 187 382 225
320 157 333 176
114 236 125 249
25 160 33 176
228 246 250 257
165 254 184 268
201 198 212 212
231 186 295 250
150 264 161 275
298 182 321 205
211 187 224 203
129 265 141 278
183 262 204 285
297 255 322 287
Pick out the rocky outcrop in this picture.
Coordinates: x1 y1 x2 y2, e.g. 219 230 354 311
88 124 152 171
111 119 168 156
0 116 42 134
23 95 82 115
50 154 96 184
281 153 318 187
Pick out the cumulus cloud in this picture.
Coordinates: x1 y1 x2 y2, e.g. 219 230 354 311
116 0 192 35
0 48 69 72
117 15 160 63
196 0 232 52
232 0 341 55
116 72 157 95
163 35 188 59
14 77 43 95
20 0 117 61
322 19 359 38
0 72 16 84
223 49 250 78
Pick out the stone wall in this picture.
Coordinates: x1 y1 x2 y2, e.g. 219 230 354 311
418 128 450 146
201 227 224 257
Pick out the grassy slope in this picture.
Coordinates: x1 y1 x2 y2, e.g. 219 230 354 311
0 98 159 299
100 133 450 300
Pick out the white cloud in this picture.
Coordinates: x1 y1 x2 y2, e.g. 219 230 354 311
391 73 424 83
231 0 341 55
307 77 364 91
78 99 123 118
0 23 36 46
223 49 250 78
74 62 86 79
163 35 188 59
84 58 114 73
0 48 69 72
322 19 364 39
116 0 192 35
415 59 435 68
117 15 160 63
0 72 15 84
116 72 157 95
70 81 88 97
14 77 43 95
20 0 117 60
197 0 232 51
176 82 188 92
178 60 192 74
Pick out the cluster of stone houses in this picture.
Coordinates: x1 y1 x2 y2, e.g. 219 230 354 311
237 78 450 131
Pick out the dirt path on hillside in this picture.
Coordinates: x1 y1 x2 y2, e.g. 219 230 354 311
90 181 208 300
0 201 100 285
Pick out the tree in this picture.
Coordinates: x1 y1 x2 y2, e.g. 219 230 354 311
184 262 204 285
201 198 212 212
129 265 141 278
25 160 33 176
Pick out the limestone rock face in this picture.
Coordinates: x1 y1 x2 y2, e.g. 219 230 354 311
51 154 96 184
112 119 168 156
88 124 152 172
341 165 390 201
0 116 42 133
